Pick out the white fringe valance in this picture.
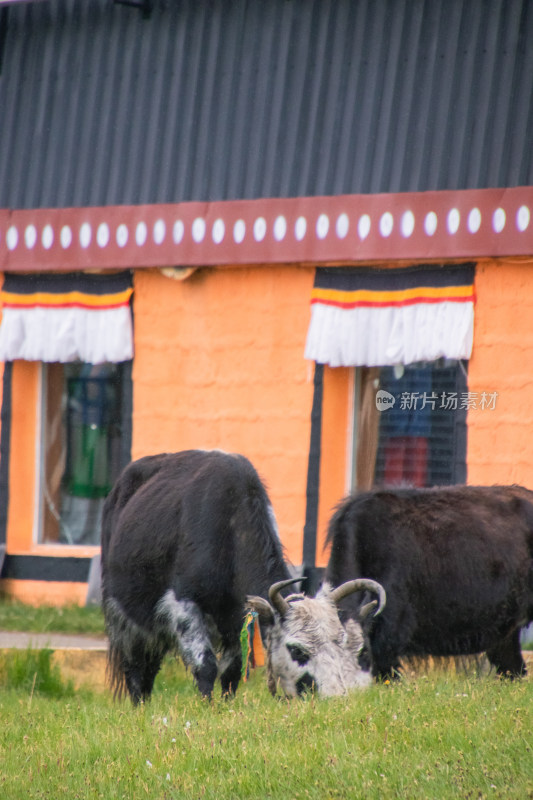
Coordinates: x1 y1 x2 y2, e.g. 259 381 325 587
0 271 133 364
304 264 475 367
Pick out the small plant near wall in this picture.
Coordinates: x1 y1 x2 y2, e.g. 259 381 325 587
0 648 74 698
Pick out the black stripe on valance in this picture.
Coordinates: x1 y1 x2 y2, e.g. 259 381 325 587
313 263 476 292
2 270 132 296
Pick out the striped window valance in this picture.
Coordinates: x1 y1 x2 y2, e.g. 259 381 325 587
0 271 133 364
304 264 475 367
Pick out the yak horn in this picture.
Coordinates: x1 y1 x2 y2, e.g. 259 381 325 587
330 579 386 618
268 577 304 617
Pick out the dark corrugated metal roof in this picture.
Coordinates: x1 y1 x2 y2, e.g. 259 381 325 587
0 0 531 209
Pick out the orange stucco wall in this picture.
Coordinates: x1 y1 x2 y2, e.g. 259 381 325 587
467 257 533 488
4 256 533 606
316 366 352 567
7 361 39 552
132 265 316 566
0 579 88 606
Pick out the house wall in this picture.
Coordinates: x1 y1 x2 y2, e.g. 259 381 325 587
315 366 352 568
131 265 316 567
6 362 39 554
467 257 533 487
3 255 533 604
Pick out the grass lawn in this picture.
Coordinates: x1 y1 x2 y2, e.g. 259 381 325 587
0 597 106 635
0 649 532 800
1 599 532 798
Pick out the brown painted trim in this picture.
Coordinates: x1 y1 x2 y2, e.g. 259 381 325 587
1 187 532 272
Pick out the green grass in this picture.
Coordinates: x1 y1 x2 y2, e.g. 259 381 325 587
0 655 531 800
0 648 75 698
0 600 531 797
0 597 105 635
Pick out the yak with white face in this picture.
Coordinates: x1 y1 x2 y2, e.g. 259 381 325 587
248 577 386 697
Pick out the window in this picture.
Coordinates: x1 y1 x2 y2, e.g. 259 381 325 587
304 263 475 492
39 361 131 544
0 270 134 546
353 359 467 491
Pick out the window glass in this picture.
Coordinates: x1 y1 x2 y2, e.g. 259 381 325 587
354 360 467 490
39 362 128 544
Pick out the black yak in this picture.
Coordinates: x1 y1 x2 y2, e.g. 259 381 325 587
326 485 533 679
101 450 290 702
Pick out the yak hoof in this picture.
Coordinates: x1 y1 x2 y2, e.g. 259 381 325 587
194 650 218 697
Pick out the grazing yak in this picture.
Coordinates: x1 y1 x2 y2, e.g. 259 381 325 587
101 449 386 702
326 484 533 680
247 576 385 697
100 450 288 702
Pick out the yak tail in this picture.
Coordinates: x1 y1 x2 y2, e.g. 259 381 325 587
101 596 131 700
103 596 162 702
106 640 128 700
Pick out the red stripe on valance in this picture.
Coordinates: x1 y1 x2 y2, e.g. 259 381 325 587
310 294 477 310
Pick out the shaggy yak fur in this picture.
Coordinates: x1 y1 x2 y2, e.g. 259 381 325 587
101 450 289 703
326 484 533 679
